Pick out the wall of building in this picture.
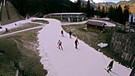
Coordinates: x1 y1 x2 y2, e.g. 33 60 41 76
45 13 86 22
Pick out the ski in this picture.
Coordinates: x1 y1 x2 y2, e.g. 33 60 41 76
104 68 112 76
110 70 118 75
104 68 118 75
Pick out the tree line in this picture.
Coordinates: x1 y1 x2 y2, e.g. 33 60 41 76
108 5 130 24
9 0 74 17
7 0 130 24
72 0 130 25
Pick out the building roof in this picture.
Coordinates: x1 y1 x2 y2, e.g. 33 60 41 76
49 12 85 15
86 21 106 26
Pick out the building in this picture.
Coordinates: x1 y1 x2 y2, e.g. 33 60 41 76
45 13 86 22
86 21 106 32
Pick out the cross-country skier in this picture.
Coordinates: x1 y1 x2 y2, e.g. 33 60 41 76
61 30 64 37
107 60 114 72
57 40 63 50
75 38 79 49
69 31 72 38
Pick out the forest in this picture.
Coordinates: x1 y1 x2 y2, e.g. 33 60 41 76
1 0 130 24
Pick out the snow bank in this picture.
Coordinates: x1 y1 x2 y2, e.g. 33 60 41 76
98 42 108 48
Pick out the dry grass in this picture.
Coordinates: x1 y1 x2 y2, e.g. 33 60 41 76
0 23 47 76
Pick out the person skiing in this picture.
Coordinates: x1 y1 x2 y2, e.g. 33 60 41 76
69 31 72 38
75 38 79 49
5 28 8 32
107 60 114 72
61 30 64 37
57 40 63 50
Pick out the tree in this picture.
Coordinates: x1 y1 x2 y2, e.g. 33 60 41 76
108 5 114 21
91 6 94 17
86 0 91 17
10 0 73 17
123 5 129 24
75 0 82 12
101 6 106 18
116 5 123 23
108 5 129 24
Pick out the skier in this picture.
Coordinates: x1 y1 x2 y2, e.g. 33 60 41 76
107 60 114 72
61 30 64 37
75 38 79 49
5 28 8 32
57 40 63 50
69 31 72 38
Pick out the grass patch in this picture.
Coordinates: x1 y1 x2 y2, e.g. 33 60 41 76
0 39 20 76
32 19 49 24
0 26 47 76
62 24 101 50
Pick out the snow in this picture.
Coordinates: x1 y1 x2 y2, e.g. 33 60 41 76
0 18 32 34
49 13 84 15
62 19 116 27
88 19 116 27
0 18 43 34
98 42 108 48
0 17 131 76
38 18 131 76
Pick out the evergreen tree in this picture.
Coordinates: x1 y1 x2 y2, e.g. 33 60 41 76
91 6 94 17
95 5 101 17
123 5 129 24
86 0 91 17
108 5 129 24
117 5 123 23
108 5 114 21
10 0 73 17
75 0 82 12
101 6 106 18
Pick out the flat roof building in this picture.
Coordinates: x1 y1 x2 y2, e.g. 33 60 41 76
45 13 86 22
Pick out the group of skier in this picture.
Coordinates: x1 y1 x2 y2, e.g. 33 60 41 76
59 30 114 73
57 30 79 50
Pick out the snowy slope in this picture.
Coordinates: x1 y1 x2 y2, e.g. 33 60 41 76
38 18 131 76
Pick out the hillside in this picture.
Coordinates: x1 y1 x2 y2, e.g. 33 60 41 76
116 1 135 14
95 2 116 7
1 1 23 25
94 1 135 14
10 0 73 16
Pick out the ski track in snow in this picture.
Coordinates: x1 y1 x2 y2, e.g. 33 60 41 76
37 18 131 76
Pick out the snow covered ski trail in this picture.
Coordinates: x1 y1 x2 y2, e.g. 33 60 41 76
38 18 131 76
